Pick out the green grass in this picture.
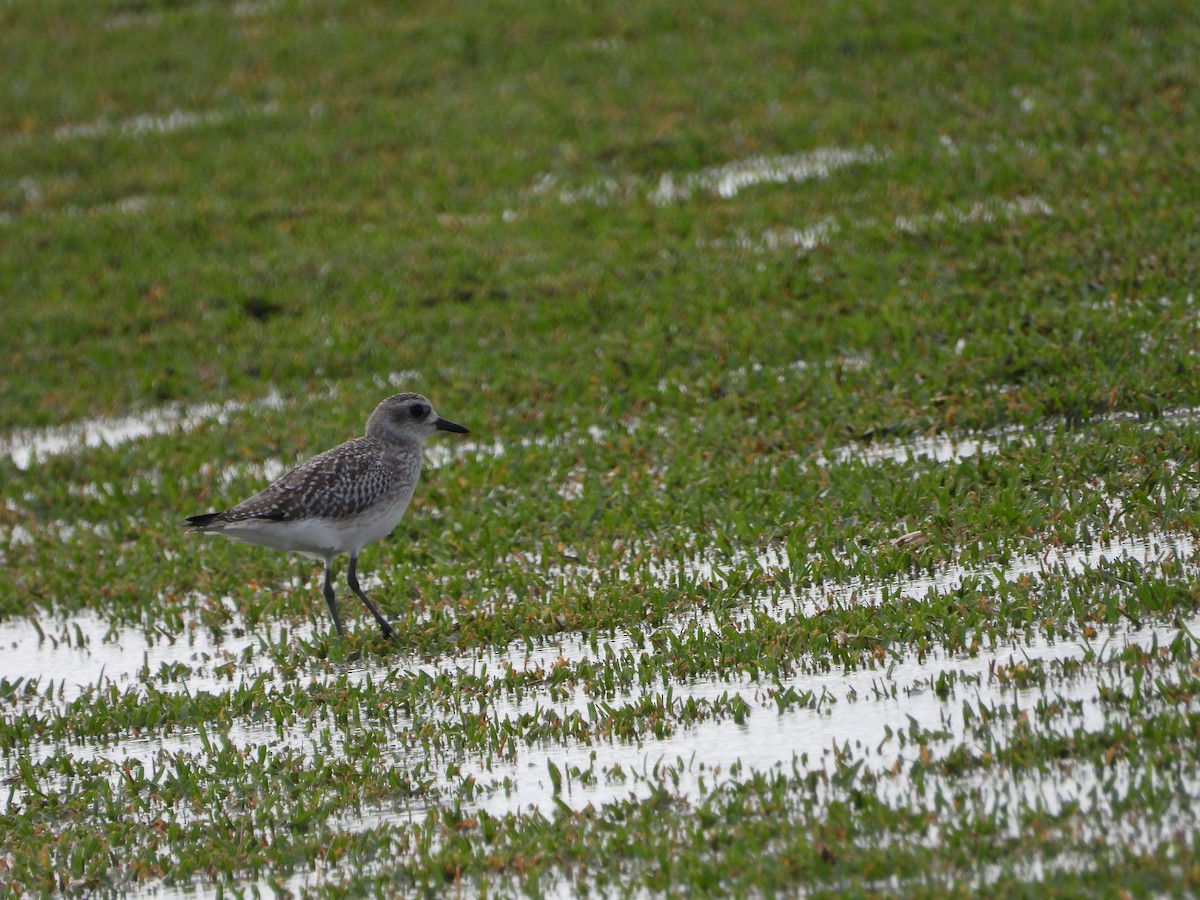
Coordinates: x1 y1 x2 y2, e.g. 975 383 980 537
4 0 1200 895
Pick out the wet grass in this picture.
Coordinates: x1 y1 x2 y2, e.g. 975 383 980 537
4 0 1200 895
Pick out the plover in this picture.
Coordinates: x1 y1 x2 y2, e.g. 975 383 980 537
184 392 468 638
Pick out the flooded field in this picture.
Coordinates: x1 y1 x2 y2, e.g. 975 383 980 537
6 534 1194 819
4 0 1199 893
4 387 1200 894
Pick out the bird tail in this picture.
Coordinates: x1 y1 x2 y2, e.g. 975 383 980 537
184 512 224 530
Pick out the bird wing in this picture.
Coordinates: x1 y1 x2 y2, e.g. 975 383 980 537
217 437 397 522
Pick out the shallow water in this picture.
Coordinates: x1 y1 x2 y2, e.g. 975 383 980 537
4 390 1199 894
47 103 277 142
5 528 1184 705
820 404 1200 467
463 610 1197 820
24 595 1191 900
527 146 886 208
0 392 285 470
4 526 1195 851
892 195 1053 234
647 147 887 204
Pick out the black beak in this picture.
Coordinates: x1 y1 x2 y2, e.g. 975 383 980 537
435 416 469 434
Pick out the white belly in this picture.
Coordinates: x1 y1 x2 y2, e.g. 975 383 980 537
210 499 410 558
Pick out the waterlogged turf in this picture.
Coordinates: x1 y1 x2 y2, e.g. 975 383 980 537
3 0 1200 895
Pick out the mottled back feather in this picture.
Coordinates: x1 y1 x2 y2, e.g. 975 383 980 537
208 436 419 523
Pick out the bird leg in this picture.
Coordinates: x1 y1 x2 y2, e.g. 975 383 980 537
347 553 396 639
323 557 345 637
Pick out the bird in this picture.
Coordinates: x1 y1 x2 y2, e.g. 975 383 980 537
184 392 468 638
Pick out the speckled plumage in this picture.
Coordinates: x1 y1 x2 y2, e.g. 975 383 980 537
185 392 469 638
204 435 420 524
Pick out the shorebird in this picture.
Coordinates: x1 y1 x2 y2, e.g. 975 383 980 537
184 392 468 638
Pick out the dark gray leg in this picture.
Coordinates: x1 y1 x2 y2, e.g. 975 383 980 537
347 553 395 639
322 557 345 637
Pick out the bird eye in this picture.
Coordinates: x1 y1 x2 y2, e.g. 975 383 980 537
410 403 429 419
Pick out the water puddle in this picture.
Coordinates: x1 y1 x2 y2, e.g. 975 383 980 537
728 218 838 253
0 391 285 470
525 141 1046 256
527 145 886 208
423 424 614 469
463 609 1199 821
4 529 1196 827
4 381 1198 889
14 356 1142 477
535 527 1195 633
892 195 1053 234
646 146 887 204
49 103 278 143
821 404 1200 467
820 425 1023 466
10 583 1191 863
717 193 1053 255
1 528 1189 707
